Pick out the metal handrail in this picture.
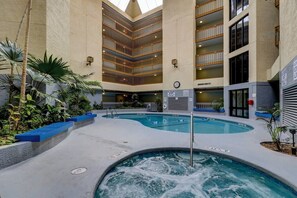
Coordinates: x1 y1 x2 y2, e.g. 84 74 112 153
190 112 194 167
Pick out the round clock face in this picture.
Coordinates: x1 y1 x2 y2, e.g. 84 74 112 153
173 81 180 89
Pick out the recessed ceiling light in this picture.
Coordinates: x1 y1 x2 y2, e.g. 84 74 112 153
199 20 203 24
154 93 157 96
198 44 202 48
103 50 106 53
199 91 203 94
199 67 202 70
103 29 105 32
102 71 105 74
155 35 158 39
154 54 158 57
154 74 157 76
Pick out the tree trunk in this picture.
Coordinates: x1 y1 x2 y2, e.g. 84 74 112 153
19 0 32 108
15 0 32 130
8 63 14 103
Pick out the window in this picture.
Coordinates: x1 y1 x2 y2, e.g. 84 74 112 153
230 15 249 52
230 0 249 19
229 51 249 85
230 89 249 118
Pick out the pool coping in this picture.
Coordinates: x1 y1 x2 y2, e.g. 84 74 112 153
102 112 255 133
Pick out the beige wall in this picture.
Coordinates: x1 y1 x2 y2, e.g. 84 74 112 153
0 0 46 58
46 0 70 61
70 0 102 81
224 0 279 85
162 0 196 90
0 0 71 61
255 0 279 82
279 0 297 69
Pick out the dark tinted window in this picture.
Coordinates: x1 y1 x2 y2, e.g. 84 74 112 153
230 15 249 52
229 51 249 85
230 0 249 19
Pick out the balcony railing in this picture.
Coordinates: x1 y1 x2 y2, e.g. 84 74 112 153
196 51 223 66
275 25 280 48
133 42 162 56
196 24 223 42
133 22 162 38
103 73 162 85
196 0 223 18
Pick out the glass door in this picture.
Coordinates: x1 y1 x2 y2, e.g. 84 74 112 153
230 89 249 118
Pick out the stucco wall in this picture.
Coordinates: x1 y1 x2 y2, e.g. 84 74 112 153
223 0 279 84
279 0 297 69
70 0 102 81
0 0 46 58
255 0 279 82
162 0 195 90
46 0 70 61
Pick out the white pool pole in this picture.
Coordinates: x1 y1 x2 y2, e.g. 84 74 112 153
190 112 194 167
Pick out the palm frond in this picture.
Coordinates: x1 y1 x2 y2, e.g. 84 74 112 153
0 38 23 63
28 52 71 82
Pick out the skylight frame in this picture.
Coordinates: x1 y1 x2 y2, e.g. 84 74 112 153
108 0 163 14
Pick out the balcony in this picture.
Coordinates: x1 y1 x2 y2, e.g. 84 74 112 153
132 42 162 56
196 0 223 18
196 23 223 42
275 25 280 48
132 21 162 38
196 51 223 67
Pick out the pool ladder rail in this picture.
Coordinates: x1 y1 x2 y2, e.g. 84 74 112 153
190 112 194 167
106 108 118 118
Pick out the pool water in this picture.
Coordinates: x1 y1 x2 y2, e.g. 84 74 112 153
95 151 297 198
105 114 253 134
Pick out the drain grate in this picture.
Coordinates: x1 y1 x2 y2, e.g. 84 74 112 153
71 167 87 175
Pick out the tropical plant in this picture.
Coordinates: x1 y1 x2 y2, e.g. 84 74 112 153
41 104 69 124
258 103 287 151
0 39 23 103
212 98 224 112
19 94 44 129
93 101 103 110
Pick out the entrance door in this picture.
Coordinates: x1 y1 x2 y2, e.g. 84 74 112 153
230 89 249 118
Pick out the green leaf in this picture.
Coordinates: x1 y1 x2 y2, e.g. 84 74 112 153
26 94 32 101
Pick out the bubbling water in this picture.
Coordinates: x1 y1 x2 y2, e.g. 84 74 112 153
95 152 297 198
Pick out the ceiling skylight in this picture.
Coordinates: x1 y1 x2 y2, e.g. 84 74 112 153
108 0 130 12
137 0 163 14
108 0 163 14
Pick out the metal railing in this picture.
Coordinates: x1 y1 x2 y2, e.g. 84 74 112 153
190 112 194 167
197 24 223 41
197 51 223 66
195 102 215 109
196 0 223 17
133 42 162 56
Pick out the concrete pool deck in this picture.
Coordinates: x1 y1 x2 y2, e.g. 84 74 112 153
0 112 296 198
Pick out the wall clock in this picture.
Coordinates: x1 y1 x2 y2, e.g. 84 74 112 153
173 81 180 89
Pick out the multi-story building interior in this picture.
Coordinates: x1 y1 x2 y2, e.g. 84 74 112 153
0 0 296 124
